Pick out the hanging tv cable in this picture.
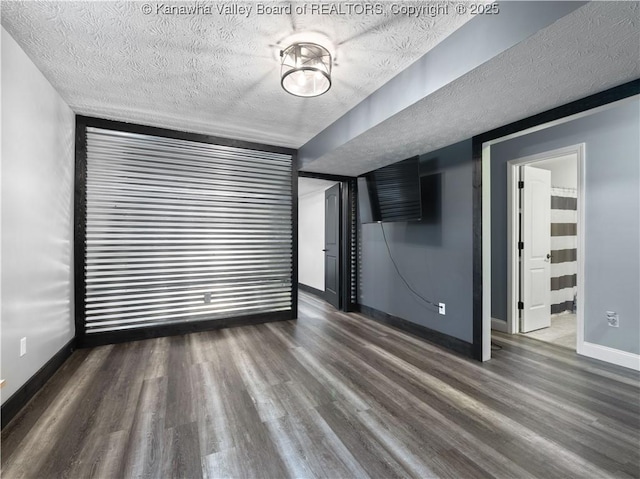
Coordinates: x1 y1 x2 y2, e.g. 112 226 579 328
379 222 439 311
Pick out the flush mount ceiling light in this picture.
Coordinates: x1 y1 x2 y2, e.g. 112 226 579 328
280 42 332 97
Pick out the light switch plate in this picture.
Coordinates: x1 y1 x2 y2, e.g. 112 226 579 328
20 337 27 357
439 303 446 315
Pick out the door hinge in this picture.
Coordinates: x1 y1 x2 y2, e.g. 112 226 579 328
518 181 524 189
518 241 524 250
518 301 524 310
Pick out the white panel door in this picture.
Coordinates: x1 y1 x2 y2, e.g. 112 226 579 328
521 165 552 333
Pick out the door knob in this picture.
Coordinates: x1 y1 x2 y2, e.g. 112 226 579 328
322 249 328 252
546 253 552 260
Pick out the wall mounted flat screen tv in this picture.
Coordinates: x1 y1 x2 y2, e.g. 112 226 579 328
357 176 380 223
358 156 422 223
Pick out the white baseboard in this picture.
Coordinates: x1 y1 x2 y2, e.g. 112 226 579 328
491 318 509 333
579 342 640 371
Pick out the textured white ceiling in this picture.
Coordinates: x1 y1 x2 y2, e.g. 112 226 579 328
1 1 474 148
304 1 640 176
298 177 336 197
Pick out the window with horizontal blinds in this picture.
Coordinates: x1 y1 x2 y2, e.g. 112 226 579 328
83 126 293 336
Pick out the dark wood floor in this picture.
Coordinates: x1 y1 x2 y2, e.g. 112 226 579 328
2 292 639 479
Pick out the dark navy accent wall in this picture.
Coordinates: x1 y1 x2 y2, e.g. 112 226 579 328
358 140 473 343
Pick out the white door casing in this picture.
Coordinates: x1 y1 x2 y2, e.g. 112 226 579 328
520 165 552 333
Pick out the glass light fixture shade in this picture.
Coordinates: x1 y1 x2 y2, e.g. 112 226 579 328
280 43 332 97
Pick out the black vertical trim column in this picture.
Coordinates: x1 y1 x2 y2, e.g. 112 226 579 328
342 179 357 312
471 79 639 361
73 117 88 345
291 152 299 318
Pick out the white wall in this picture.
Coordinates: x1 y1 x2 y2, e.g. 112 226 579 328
491 98 640 358
1 27 76 404
535 154 578 188
298 179 338 292
298 189 327 291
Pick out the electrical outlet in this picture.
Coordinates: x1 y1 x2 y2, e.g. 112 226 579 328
20 337 27 357
606 311 619 328
204 292 211 304
439 303 446 315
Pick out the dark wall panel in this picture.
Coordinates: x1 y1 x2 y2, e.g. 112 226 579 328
358 140 474 343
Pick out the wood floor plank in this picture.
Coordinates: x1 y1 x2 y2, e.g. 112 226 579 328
162 422 203 479
165 335 198 430
314 400 412 479
120 376 168 478
2 291 639 479
262 405 369 479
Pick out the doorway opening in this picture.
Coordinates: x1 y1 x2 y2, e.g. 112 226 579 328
297 174 357 312
476 83 639 367
506 146 584 350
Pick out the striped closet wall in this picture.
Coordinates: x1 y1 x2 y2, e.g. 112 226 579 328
550 187 577 314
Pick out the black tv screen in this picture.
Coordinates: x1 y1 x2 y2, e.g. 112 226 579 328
419 173 442 224
357 176 380 223
359 156 422 223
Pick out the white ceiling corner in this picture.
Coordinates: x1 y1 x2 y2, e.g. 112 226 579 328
297 177 337 197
